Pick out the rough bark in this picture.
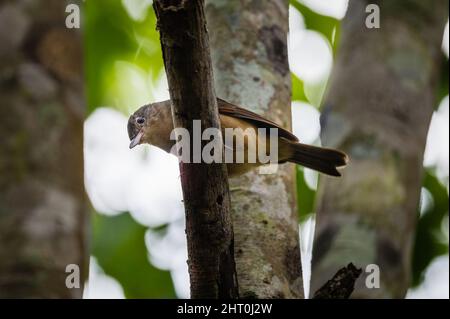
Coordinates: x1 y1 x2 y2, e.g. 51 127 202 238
153 0 238 299
313 263 362 299
311 0 448 298
0 0 87 298
205 0 303 298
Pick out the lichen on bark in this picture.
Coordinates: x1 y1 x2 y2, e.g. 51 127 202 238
311 0 448 298
206 0 303 298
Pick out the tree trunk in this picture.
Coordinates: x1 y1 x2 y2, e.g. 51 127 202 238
206 0 303 298
0 0 87 298
153 0 238 299
311 0 448 298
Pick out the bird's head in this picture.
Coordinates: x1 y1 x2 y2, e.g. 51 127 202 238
127 104 152 149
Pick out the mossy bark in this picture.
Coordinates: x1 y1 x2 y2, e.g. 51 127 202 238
0 0 87 298
206 0 303 298
311 0 448 298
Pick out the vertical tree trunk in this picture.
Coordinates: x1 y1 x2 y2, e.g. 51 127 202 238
311 0 448 298
206 0 303 298
153 0 238 299
0 0 87 298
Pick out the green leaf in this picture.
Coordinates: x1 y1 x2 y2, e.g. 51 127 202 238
92 212 177 298
290 1 341 53
304 78 329 108
292 73 307 102
437 58 449 105
412 169 449 286
296 167 316 222
85 0 164 114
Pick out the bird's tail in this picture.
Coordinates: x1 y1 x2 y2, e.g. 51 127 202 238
286 142 349 177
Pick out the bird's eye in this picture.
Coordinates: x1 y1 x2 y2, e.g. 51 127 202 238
136 117 145 125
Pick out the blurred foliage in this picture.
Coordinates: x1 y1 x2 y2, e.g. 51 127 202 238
86 0 172 298
292 73 307 102
290 0 340 106
84 0 449 297
92 212 176 298
296 167 316 222
85 0 163 114
437 58 449 105
290 0 341 54
412 170 449 286
291 1 340 223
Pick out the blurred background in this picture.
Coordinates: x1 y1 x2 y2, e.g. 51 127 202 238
81 0 448 298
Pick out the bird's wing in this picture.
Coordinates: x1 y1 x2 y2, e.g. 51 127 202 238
217 98 299 142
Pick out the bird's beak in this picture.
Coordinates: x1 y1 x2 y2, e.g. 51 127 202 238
129 130 144 149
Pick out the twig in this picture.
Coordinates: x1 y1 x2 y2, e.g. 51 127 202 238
313 263 362 299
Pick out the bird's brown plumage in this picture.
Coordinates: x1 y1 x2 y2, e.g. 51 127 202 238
217 98 299 142
128 98 348 177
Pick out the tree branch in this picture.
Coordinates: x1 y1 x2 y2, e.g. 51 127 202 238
153 0 238 298
313 263 362 299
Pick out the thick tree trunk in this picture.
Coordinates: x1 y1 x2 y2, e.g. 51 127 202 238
311 0 448 298
0 0 87 298
206 0 303 298
153 0 238 299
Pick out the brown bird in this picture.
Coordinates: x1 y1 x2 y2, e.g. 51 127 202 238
128 98 348 177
